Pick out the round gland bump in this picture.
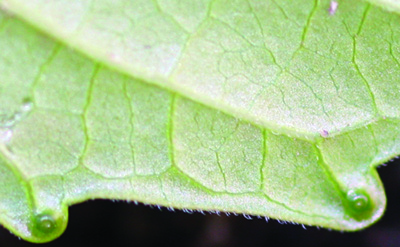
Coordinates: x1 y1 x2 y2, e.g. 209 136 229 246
36 214 57 234
351 194 369 211
21 97 34 112
30 211 67 242
346 190 373 219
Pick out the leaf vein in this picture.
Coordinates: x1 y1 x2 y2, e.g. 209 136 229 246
351 5 379 116
299 0 319 48
30 44 62 106
78 64 100 169
168 0 216 78
122 79 136 175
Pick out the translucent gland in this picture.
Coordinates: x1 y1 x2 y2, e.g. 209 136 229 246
21 98 34 113
0 113 18 128
350 194 369 211
36 214 57 234
0 98 33 128
346 190 373 220
30 212 66 243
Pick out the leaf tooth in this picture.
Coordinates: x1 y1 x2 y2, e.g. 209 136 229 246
29 210 68 243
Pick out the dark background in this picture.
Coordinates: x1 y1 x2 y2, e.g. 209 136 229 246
1 160 400 247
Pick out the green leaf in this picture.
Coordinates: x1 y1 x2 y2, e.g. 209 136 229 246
362 0 400 13
0 0 400 243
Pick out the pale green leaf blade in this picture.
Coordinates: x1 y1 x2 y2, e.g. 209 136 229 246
4 0 400 138
362 0 400 13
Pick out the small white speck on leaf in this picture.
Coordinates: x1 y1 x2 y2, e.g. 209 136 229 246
320 130 329 138
329 1 338 15
0 129 13 143
109 53 121 63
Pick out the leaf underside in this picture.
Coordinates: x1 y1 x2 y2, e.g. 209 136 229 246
1 0 400 243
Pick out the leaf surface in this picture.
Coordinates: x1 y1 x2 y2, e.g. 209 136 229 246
0 0 400 243
362 0 400 13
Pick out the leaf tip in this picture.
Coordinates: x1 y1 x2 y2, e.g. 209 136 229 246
29 210 68 243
